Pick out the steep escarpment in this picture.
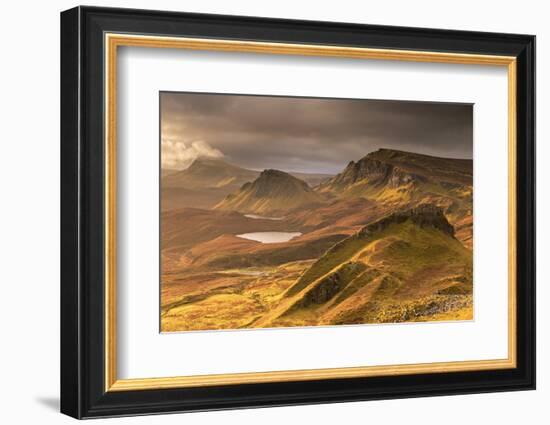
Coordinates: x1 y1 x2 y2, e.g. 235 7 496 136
318 148 471 195
369 148 472 185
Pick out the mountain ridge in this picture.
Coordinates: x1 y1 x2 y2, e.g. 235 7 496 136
316 148 473 247
164 157 334 189
318 148 472 194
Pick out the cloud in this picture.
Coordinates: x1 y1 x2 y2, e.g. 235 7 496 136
160 92 472 174
161 139 224 169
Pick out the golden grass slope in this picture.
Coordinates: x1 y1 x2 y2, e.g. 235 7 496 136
161 204 472 331
254 205 472 328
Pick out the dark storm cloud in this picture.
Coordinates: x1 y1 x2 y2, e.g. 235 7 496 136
161 92 472 174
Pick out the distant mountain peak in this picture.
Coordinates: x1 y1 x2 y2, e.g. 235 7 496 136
186 156 231 170
215 168 322 215
257 169 310 185
252 169 314 195
163 157 259 192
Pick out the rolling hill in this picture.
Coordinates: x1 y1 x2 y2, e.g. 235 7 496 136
255 204 472 327
214 169 324 215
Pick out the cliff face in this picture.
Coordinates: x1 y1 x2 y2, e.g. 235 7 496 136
322 156 425 189
326 158 393 188
317 148 471 195
358 203 455 238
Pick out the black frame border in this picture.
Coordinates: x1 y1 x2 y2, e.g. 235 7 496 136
60 6 535 419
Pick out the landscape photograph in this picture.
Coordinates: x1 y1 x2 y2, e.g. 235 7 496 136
160 92 473 332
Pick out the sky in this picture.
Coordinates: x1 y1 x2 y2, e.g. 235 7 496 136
160 92 473 174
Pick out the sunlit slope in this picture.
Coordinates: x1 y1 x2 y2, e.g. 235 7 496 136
215 169 324 215
255 204 472 327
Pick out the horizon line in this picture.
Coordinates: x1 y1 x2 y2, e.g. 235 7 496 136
161 147 473 175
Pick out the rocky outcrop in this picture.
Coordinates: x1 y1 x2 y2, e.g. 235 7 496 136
284 204 454 299
387 167 426 188
328 158 392 187
299 262 366 306
358 204 455 238
319 157 391 191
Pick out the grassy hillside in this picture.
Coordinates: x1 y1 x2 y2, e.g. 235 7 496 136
256 205 472 327
215 169 324 215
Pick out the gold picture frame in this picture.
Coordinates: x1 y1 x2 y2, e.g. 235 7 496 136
104 33 517 392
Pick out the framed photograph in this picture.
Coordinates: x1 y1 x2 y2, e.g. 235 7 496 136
60 6 535 419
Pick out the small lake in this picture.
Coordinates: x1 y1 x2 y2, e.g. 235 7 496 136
244 214 284 221
236 232 302 244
